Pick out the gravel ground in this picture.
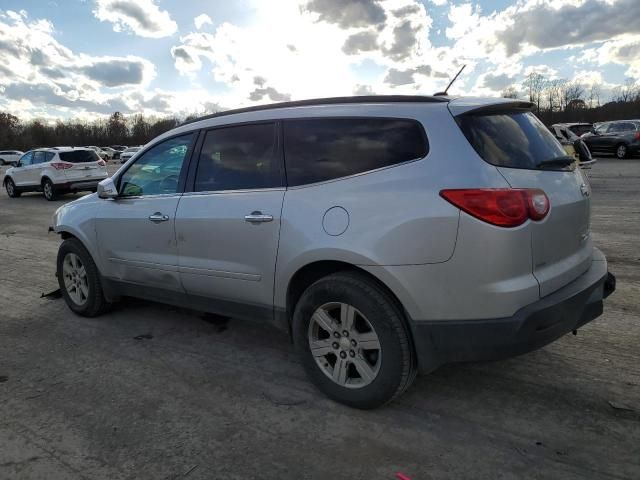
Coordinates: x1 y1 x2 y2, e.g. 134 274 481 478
0 159 638 480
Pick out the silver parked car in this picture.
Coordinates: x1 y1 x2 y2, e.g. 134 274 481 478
52 96 615 408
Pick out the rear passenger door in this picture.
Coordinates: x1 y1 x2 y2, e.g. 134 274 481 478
29 151 48 185
175 122 285 320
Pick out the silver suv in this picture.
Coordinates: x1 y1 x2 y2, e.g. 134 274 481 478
52 96 615 408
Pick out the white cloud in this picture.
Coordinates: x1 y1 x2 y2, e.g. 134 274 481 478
170 0 456 105
93 0 177 38
194 13 212 30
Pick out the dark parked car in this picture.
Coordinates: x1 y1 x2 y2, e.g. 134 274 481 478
563 122 593 137
582 120 640 159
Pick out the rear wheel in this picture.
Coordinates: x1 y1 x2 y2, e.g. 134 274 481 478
57 238 109 317
5 178 20 197
42 178 57 201
616 144 628 159
293 272 416 409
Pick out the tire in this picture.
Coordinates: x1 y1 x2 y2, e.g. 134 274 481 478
616 144 628 159
42 178 57 201
57 238 109 317
292 271 416 409
5 178 21 198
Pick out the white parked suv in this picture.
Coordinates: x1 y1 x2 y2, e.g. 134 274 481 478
3 147 108 200
0 150 24 166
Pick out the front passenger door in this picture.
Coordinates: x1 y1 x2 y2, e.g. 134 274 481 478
94 133 196 291
11 151 34 186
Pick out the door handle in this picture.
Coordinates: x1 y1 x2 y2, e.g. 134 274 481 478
148 212 170 223
244 211 273 223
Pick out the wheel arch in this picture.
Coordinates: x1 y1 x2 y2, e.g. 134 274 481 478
284 260 412 337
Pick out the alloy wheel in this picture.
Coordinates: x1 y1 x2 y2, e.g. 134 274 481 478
617 145 627 159
62 253 89 306
6 180 14 196
308 302 382 389
43 181 53 200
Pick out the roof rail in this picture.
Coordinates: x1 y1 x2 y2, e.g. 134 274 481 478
181 95 449 126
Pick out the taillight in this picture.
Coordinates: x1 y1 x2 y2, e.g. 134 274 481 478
634 132 640 140
51 162 73 170
440 188 550 227
97 160 106 166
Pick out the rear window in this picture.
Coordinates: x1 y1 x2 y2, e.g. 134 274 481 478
456 111 567 170
59 150 100 163
568 125 592 136
283 118 428 186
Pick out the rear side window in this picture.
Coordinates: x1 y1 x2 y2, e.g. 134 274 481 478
283 118 428 186
33 151 47 164
194 123 281 192
456 111 567 170
59 150 99 163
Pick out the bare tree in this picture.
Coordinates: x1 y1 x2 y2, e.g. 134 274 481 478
523 72 546 113
563 81 585 109
501 86 519 99
587 83 602 108
612 78 639 103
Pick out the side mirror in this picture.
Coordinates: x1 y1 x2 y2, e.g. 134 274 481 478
15 161 22 167
97 177 118 199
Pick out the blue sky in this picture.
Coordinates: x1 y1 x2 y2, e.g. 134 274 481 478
0 0 638 120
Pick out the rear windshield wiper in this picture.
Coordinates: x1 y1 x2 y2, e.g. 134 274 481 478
536 156 575 169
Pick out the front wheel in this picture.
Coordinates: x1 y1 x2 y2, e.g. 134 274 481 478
292 272 416 409
5 178 21 197
616 144 628 159
57 238 109 317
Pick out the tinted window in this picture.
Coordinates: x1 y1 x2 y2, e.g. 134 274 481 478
456 111 567 170
45 151 55 162
618 122 636 132
59 150 99 163
19 152 33 166
284 118 427 186
194 123 280 192
569 125 592 136
119 133 193 197
33 151 47 164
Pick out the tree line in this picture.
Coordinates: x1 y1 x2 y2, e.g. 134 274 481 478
502 74 640 125
0 112 203 152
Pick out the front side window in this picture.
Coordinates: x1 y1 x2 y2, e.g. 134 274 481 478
193 122 280 192
595 124 609 135
119 133 194 197
19 151 33 166
283 118 428 186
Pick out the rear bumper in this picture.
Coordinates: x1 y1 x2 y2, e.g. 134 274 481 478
410 248 615 373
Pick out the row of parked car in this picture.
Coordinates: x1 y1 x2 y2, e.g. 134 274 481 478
0 144 142 200
0 145 142 166
550 119 640 165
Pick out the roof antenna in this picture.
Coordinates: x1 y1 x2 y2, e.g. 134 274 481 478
434 64 466 96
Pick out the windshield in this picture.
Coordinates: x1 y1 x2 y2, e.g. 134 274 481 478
456 111 567 170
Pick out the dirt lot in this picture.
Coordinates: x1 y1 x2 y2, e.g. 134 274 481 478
1 159 638 480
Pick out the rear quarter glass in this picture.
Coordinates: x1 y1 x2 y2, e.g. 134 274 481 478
456 111 566 170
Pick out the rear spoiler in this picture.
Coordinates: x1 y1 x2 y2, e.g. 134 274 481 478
448 99 534 117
